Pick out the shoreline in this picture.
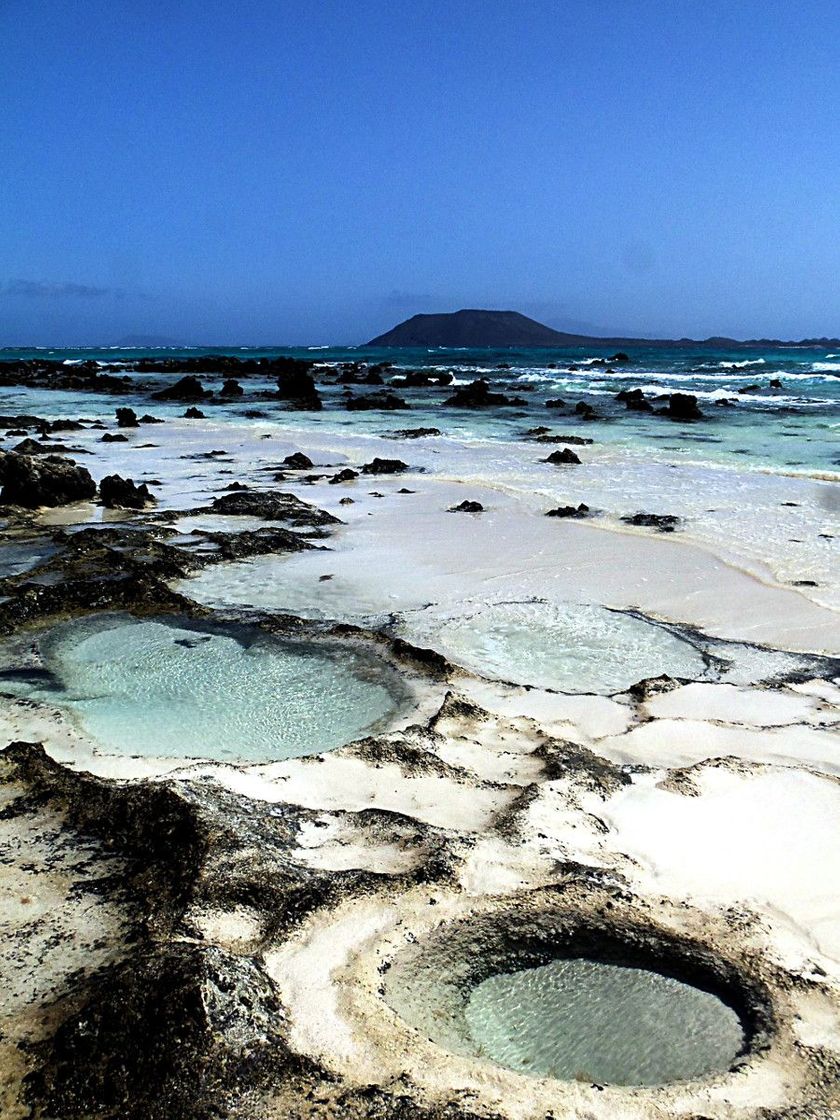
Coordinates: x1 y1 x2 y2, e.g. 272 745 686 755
0 359 838 1119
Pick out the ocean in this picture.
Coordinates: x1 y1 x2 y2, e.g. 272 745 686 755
1 343 837 476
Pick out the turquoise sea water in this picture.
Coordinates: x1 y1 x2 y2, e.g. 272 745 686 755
1 342 837 476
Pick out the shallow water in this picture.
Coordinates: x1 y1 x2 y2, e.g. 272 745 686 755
4 615 407 762
464 958 744 1085
401 601 706 693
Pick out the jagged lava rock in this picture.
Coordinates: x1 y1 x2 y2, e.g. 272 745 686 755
0 452 96 507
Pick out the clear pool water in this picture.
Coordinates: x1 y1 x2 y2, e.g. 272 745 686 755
403 600 706 693
464 957 744 1085
4 615 408 762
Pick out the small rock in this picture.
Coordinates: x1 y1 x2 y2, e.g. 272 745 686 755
544 448 582 465
546 503 590 518
621 512 681 532
116 407 139 428
99 474 156 510
152 375 210 402
329 468 359 484
183 407 206 419
282 452 314 470
361 458 408 475
101 433 129 443
448 500 484 513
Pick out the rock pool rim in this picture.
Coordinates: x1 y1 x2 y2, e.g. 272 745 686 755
384 907 776 1087
0 609 441 764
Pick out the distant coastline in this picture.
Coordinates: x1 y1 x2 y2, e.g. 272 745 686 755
366 309 840 350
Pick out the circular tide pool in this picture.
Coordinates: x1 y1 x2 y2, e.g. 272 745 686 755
464 956 744 1085
0 614 410 763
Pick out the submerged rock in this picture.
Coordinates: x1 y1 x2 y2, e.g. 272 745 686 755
99 474 156 510
101 433 129 443
386 427 442 439
621 512 682 532
0 452 97 508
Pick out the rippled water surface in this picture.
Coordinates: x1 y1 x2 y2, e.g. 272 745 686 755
6 615 407 761
466 958 744 1085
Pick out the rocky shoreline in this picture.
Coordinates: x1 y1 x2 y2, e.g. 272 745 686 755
0 370 838 1120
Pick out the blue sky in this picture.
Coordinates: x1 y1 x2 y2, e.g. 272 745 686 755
2 0 838 344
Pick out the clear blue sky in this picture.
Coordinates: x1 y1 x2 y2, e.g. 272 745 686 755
2 0 838 345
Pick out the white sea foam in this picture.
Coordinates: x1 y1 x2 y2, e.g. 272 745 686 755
717 358 766 369
812 362 840 372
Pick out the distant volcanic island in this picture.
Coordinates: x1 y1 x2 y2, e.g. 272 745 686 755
366 309 840 349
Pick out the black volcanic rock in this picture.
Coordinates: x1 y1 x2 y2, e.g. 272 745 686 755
329 468 359 484
444 379 525 408
546 503 590 518
99 474 155 510
116 408 139 428
621 512 681 532
665 393 703 421
361 458 408 475
544 448 582 465
282 452 314 470
276 365 321 410
448 500 484 513
385 427 442 439
0 452 97 507
345 391 409 411
151 376 210 402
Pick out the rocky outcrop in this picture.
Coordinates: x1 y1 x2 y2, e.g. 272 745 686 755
544 448 582 465
210 489 340 527
385 428 442 440
664 393 703 421
99 475 156 510
151 376 211 402
329 469 359 484
346 392 409 411
0 452 96 508
282 452 314 470
276 362 322 410
444 379 526 409
361 458 408 475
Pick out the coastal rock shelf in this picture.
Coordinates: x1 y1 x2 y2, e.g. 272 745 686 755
0 614 411 763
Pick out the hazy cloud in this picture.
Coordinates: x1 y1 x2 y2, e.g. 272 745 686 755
2 279 114 299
